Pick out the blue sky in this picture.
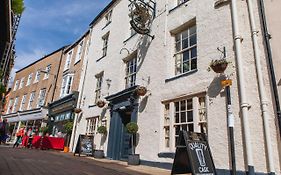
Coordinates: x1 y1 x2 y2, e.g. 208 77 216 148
13 0 111 80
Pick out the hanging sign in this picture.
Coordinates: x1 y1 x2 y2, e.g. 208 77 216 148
129 0 155 35
171 131 217 175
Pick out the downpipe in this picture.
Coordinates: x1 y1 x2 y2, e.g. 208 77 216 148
246 0 275 174
230 0 255 174
258 0 281 139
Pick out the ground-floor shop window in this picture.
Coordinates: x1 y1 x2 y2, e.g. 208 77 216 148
163 94 207 150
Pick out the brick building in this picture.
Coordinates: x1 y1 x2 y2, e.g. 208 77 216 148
2 47 66 140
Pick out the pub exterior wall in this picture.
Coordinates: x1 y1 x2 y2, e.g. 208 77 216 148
69 0 281 174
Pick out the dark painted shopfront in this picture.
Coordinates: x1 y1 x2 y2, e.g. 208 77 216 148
48 91 79 136
105 86 139 160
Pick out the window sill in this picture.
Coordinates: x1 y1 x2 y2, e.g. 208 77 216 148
165 69 197 83
74 59 81 66
96 55 106 62
88 104 97 108
102 21 111 30
123 33 137 43
169 1 190 13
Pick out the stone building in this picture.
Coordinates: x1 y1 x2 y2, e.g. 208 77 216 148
72 0 281 174
2 47 66 140
48 30 90 139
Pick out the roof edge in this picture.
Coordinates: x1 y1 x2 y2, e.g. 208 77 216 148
16 46 68 73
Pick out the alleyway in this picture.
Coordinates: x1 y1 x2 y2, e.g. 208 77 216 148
0 146 170 175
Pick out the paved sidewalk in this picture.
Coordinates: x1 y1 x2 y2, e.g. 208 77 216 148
0 146 171 175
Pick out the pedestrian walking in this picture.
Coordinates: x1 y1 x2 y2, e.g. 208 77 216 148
0 119 8 144
13 127 25 148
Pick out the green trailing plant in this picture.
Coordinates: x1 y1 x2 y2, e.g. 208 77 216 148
39 126 48 135
97 126 107 135
207 58 231 72
126 122 139 155
63 121 74 135
12 0 25 15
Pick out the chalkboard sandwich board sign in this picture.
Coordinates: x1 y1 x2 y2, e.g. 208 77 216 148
74 134 94 157
171 131 216 175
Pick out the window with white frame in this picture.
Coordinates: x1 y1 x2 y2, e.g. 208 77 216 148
19 94 27 111
174 24 197 75
75 40 84 63
105 10 112 26
125 56 137 88
64 50 73 71
95 73 103 103
37 88 46 108
26 73 33 86
34 70 41 83
60 74 74 97
6 99 13 114
163 95 207 149
44 64 51 79
12 96 19 113
13 80 19 91
86 117 98 135
19 77 25 89
102 33 109 57
27 91 35 110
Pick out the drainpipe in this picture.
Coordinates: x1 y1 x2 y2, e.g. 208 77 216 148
230 0 255 174
246 0 275 174
258 0 281 139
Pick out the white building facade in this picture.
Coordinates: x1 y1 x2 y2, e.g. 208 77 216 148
72 0 281 174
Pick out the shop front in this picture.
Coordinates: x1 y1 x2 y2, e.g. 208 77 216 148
2 108 48 142
48 91 79 139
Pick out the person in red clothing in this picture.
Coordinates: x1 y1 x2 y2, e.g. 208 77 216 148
13 127 25 148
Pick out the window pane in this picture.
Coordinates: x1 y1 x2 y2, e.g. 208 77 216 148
175 41 181 52
182 30 189 40
187 99 192 109
175 113 179 123
175 125 180 135
183 51 189 62
187 111 193 122
183 62 189 73
182 124 187 131
181 112 186 123
175 102 179 111
190 34 197 46
191 47 197 58
191 58 197 70
180 100 186 111
182 38 189 50
189 25 196 35
188 124 194 132
175 63 181 75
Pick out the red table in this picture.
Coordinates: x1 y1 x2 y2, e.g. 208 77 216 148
21 136 65 150
42 137 65 150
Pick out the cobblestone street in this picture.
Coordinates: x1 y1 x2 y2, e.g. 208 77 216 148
0 146 170 175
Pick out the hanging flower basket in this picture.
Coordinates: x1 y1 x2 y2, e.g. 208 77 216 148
135 86 147 96
96 100 106 108
209 59 229 73
73 108 82 114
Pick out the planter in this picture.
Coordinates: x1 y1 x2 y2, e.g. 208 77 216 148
96 100 106 108
64 146 69 153
210 62 228 73
94 150 104 158
128 154 140 165
74 108 82 113
136 86 147 96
